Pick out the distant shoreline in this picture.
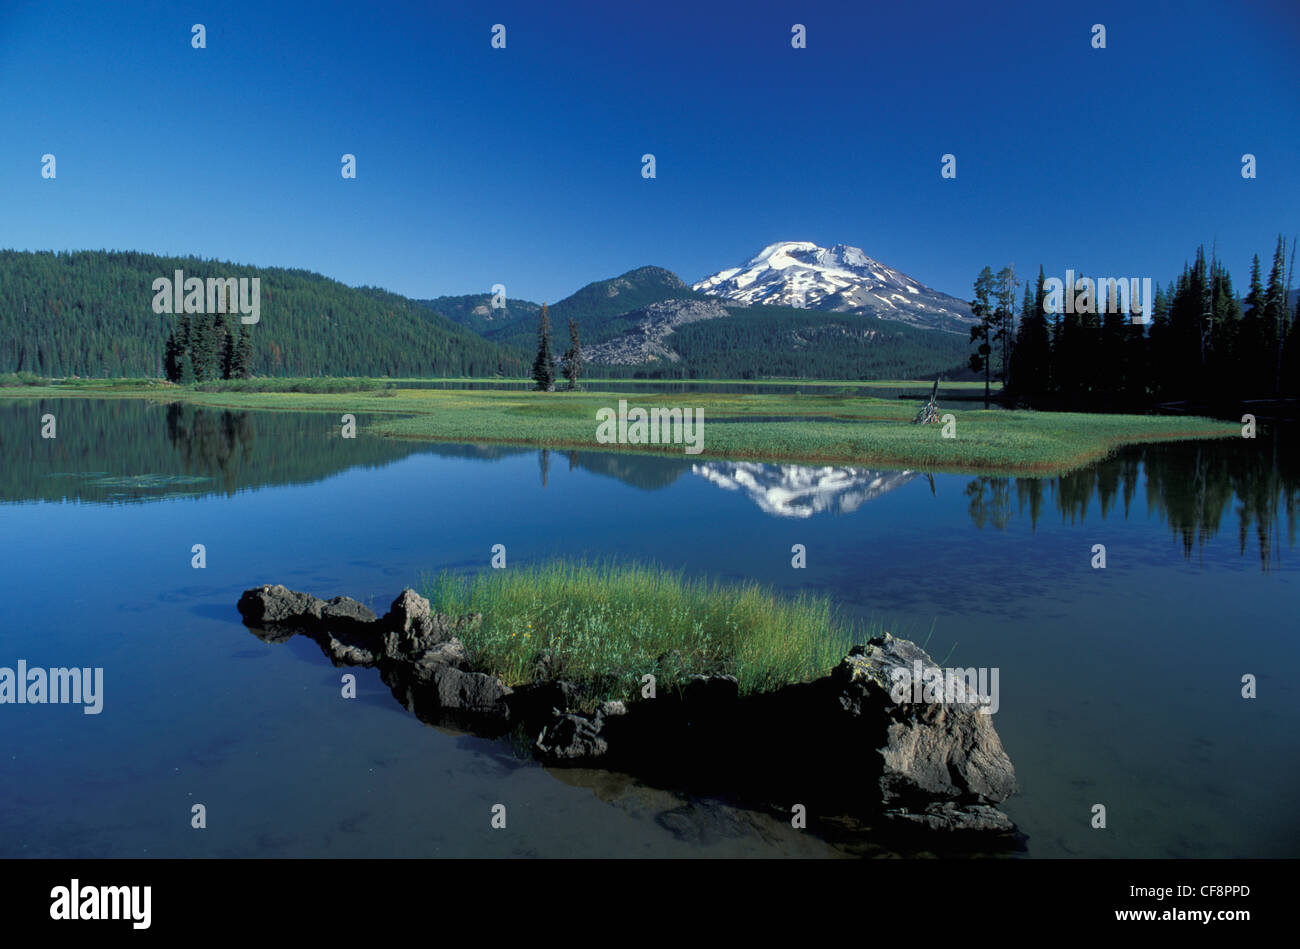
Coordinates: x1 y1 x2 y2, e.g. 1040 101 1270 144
0 378 1240 476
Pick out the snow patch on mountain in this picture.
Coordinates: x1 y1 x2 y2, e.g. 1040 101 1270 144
693 241 975 333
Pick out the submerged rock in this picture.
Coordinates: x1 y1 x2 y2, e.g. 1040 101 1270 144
236 585 1020 840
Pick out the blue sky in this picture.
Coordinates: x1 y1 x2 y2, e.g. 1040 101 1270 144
1 0 1297 304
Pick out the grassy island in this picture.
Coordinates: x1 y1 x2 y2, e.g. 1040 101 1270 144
0 377 1241 474
422 561 857 702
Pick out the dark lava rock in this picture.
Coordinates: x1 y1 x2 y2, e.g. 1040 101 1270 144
838 634 1018 808
380 589 481 660
321 596 377 625
236 585 1021 838
536 713 609 761
427 664 512 712
237 583 324 627
883 802 1016 834
534 700 628 763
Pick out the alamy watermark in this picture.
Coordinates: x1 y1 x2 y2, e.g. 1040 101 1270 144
596 399 703 455
1043 270 1153 324
151 270 260 324
889 660 1000 715
50 879 150 929
1 660 103 714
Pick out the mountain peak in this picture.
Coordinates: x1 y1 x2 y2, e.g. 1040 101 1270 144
693 241 974 333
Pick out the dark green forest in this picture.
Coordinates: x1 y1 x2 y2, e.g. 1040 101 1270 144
418 293 541 335
0 250 530 378
970 238 1300 410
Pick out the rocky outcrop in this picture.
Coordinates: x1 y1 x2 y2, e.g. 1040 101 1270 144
237 583 499 723
237 584 1019 840
580 299 732 366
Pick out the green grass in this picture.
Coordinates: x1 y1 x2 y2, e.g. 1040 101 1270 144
192 376 394 394
421 560 857 705
0 379 1239 474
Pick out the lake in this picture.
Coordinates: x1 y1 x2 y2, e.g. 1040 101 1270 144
1 398 1295 858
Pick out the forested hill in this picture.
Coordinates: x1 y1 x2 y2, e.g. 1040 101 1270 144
0 250 529 377
418 293 541 335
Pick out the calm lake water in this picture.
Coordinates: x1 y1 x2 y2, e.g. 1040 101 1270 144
1 399 1296 858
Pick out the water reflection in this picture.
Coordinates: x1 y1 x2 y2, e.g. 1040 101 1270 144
1 399 422 503
962 438 1299 571
4 399 1294 568
692 462 919 518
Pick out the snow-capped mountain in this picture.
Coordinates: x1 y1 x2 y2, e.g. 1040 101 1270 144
690 462 919 518
693 241 975 333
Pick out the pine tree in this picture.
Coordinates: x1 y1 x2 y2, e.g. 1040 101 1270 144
968 267 997 408
1240 254 1266 396
177 309 192 356
1285 293 1300 397
561 316 583 390
216 286 234 379
189 307 212 380
1147 284 1171 399
1009 269 1051 406
1099 281 1128 409
1208 255 1241 399
993 265 1017 390
163 329 182 382
215 315 233 379
1264 236 1288 395
532 303 556 391
231 322 253 379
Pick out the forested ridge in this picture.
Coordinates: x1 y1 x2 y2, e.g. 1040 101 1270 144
0 250 529 378
601 306 973 380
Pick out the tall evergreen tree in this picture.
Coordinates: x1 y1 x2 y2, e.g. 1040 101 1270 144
215 315 233 380
1207 254 1242 399
231 323 254 379
994 265 1018 390
1261 236 1288 395
188 306 213 381
532 303 556 391
1099 282 1128 408
1285 292 1300 397
1053 267 1091 409
1009 268 1051 405
163 329 182 382
561 316 583 390
968 267 997 408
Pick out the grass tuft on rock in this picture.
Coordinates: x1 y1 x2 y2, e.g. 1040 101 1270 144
421 560 858 703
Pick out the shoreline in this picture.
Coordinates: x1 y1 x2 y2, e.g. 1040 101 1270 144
0 380 1242 476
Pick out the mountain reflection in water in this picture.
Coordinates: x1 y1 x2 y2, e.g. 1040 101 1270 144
3 399 1293 569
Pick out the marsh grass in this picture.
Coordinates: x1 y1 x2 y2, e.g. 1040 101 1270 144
193 377 392 394
421 560 859 705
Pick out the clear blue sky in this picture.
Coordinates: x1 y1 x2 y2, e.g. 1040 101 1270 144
1 0 1297 304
